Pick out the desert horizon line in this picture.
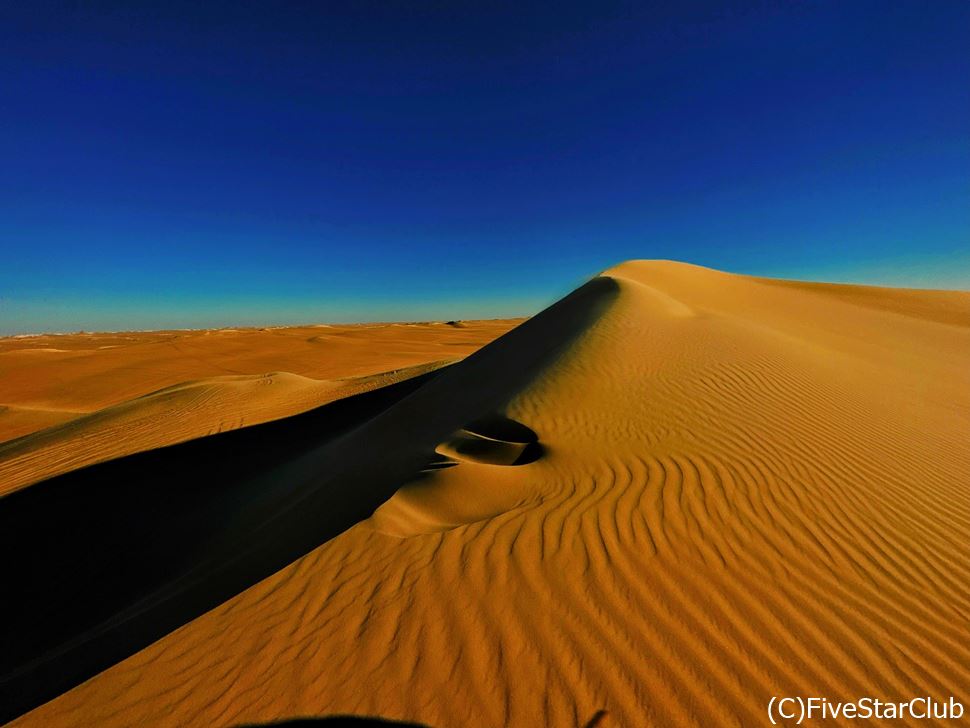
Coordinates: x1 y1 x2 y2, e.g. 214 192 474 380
5 258 969 338
5 257 968 725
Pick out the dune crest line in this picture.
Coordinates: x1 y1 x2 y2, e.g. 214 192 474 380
6 261 970 727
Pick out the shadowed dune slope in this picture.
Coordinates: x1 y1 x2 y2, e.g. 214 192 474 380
237 717 430 727
9 261 970 727
0 364 445 496
0 283 609 724
0 370 447 722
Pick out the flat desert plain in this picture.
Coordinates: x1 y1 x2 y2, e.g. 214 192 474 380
1 261 969 727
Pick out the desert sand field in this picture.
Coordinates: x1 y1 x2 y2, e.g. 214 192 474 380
2 261 969 727
0 320 520 495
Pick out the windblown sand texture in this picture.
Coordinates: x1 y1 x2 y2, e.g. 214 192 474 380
0 320 520 494
3 261 969 727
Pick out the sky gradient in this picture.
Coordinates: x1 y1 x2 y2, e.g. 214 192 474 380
2 1 968 334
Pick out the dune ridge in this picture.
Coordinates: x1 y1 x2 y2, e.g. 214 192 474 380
6 261 970 727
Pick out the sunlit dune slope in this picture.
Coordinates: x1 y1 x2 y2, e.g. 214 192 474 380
10 261 970 728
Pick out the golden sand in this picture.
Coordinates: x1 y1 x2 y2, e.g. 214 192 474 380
0 320 520 494
4 262 969 727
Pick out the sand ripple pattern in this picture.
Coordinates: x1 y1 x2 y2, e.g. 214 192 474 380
14 261 970 727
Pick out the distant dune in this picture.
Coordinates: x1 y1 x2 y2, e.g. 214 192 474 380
0 320 521 493
2 262 969 727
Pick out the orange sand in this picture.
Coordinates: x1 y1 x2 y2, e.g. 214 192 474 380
0 320 520 494
4 262 969 727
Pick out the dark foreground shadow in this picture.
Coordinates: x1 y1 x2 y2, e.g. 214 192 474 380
0 276 619 725
238 708 607 727
0 371 440 724
238 717 429 727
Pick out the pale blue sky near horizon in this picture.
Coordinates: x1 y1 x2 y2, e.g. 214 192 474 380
2 1 968 335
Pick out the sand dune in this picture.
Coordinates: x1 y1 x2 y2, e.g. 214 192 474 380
0 320 520 494
0 320 522 445
0 367 436 497
3 261 969 727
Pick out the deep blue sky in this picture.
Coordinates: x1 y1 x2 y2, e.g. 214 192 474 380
2 1 968 333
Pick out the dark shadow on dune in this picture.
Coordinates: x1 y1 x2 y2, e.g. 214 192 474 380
0 372 440 724
420 456 459 472
436 414 542 466
0 276 619 724
513 439 544 465
238 708 606 727
237 717 430 727
463 413 538 444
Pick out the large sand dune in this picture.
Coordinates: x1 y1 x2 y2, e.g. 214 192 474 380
3 261 969 726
